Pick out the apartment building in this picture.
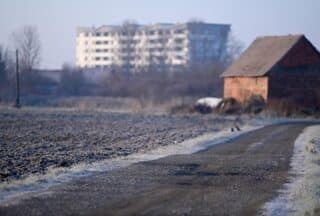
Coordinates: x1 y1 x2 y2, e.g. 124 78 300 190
76 22 230 71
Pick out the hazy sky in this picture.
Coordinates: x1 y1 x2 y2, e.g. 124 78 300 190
1 0 319 69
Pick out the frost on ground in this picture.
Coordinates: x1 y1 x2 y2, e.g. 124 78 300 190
0 120 259 205
262 125 320 216
1 107 255 184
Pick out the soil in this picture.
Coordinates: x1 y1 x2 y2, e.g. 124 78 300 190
0 108 234 182
0 123 312 216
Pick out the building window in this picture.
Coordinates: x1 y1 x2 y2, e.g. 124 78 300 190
158 39 168 43
95 57 101 61
174 38 184 43
84 33 89 37
103 49 109 52
103 57 109 60
103 41 109 44
96 49 101 52
95 32 101 36
129 32 135 36
174 29 185 34
95 41 102 45
103 32 109 36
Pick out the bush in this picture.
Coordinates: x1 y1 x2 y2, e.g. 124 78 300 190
242 95 266 114
215 98 241 114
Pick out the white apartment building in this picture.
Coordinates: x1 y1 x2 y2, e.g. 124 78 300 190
76 22 230 71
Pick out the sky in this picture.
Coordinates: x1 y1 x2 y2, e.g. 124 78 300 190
1 0 319 69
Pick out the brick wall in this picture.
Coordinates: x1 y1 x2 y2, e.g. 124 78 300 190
223 77 268 102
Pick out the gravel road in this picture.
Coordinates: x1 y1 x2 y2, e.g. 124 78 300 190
0 108 235 182
0 123 312 216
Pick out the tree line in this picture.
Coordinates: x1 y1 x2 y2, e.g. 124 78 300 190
0 24 243 105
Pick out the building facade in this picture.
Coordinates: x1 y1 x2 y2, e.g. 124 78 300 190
221 35 320 107
76 22 230 71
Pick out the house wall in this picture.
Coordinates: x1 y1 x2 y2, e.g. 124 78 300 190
223 77 268 102
268 36 320 106
279 38 320 67
268 70 320 106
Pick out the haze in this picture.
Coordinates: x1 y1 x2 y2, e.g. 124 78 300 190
1 0 319 69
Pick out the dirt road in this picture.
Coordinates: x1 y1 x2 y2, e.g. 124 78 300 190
0 123 312 216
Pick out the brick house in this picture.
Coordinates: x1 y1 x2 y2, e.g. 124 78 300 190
221 35 320 106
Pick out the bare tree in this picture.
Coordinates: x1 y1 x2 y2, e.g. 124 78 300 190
0 45 7 101
12 25 41 72
225 32 244 65
0 45 7 85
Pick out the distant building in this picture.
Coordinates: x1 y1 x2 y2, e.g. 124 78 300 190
76 22 230 72
221 35 320 106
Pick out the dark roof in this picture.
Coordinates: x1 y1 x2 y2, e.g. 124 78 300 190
221 34 305 77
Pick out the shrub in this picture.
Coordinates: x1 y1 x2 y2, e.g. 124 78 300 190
242 95 266 114
215 97 242 114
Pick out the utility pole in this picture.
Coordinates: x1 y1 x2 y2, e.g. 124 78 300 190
14 49 21 108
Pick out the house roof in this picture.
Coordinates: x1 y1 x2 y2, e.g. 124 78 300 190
221 34 305 77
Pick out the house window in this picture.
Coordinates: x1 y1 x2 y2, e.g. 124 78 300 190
95 41 102 45
103 49 109 52
103 57 109 60
96 49 101 52
95 57 101 61
95 32 101 36
103 41 109 44
103 32 109 36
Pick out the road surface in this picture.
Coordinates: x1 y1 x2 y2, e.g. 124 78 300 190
0 123 312 216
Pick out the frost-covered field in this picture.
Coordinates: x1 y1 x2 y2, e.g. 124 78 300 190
263 125 320 216
0 107 240 183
